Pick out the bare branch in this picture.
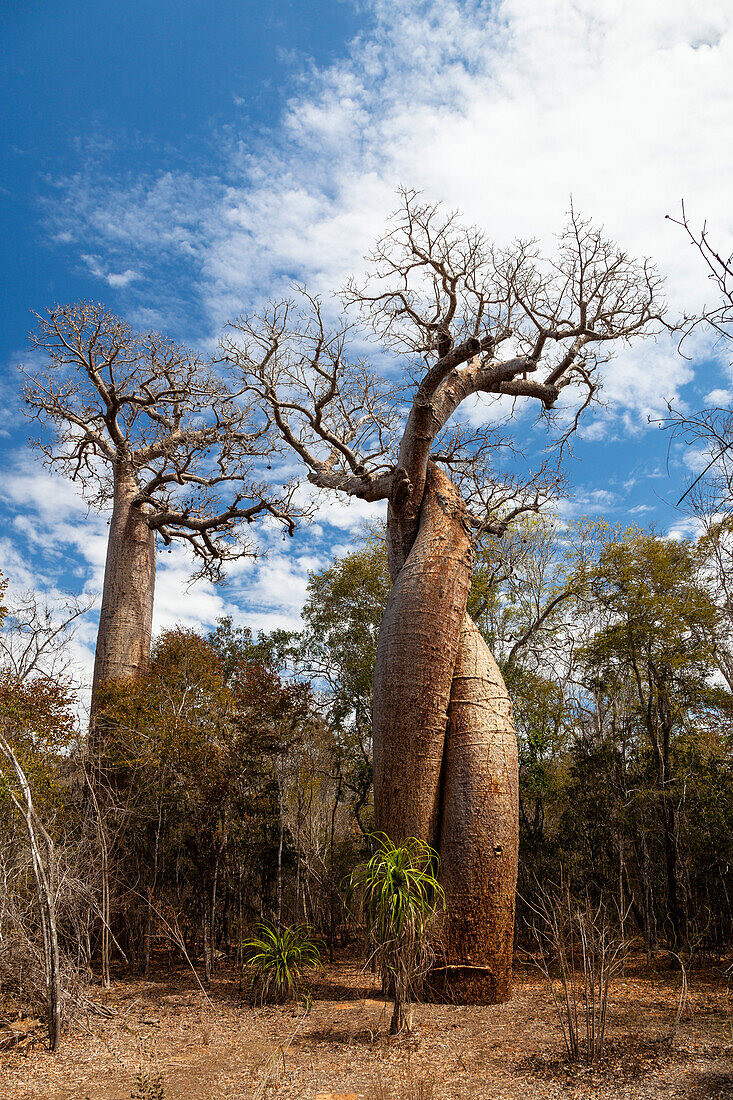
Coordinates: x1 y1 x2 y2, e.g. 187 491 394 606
667 202 733 355
23 303 307 570
221 290 401 505
0 590 93 685
227 194 665 566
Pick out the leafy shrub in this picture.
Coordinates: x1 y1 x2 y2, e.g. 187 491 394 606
242 922 321 1004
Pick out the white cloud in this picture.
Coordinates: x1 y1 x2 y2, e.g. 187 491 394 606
50 0 733 430
704 388 733 405
0 370 24 438
231 556 310 624
311 493 387 532
106 269 141 288
682 443 714 473
598 336 695 425
152 545 229 634
1 460 99 522
8 0 731 648
667 514 706 541
82 253 141 288
555 487 621 519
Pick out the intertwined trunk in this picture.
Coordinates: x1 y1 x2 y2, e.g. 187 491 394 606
91 466 156 704
373 465 518 1004
437 615 518 1001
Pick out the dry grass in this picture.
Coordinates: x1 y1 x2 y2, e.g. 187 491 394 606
1 953 732 1099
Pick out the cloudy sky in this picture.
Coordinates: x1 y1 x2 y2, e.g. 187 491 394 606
2 0 732 692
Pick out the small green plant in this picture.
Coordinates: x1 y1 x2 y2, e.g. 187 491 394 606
351 833 444 1035
242 922 321 1004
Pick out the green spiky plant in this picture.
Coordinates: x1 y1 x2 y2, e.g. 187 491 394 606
242 922 322 1005
351 833 444 1034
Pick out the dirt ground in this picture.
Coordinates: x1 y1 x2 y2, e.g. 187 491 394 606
2 955 732 1100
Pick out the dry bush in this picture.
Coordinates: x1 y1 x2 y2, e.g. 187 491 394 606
0 895 87 1026
0 839 108 1027
528 884 627 1064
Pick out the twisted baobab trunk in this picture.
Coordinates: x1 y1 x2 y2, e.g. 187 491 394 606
437 616 518 1002
373 466 472 847
222 193 663 1003
91 465 155 705
373 465 518 1004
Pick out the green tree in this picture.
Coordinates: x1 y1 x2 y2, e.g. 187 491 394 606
579 529 731 949
299 542 390 833
96 623 324 975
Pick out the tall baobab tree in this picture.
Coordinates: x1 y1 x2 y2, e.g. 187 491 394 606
223 192 665 1003
23 304 304 709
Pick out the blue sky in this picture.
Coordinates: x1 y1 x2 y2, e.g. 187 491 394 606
1 0 732 694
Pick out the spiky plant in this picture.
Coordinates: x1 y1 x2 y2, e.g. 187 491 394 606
351 833 444 1034
242 922 321 1005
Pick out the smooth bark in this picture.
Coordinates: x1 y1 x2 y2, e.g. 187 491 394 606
91 467 155 704
373 466 519 1003
373 466 472 847
433 616 518 1003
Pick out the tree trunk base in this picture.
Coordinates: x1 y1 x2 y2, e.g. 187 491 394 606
424 963 512 1005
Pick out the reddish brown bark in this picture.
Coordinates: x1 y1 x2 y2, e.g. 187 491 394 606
225 197 662 1007
373 465 519 1004
91 467 155 705
431 615 518 1004
373 465 472 847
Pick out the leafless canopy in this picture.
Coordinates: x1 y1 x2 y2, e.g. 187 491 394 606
660 208 733 512
222 191 665 542
0 590 92 686
667 203 733 352
24 304 309 579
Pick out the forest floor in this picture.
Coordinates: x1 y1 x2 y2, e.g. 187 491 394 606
2 953 732 1100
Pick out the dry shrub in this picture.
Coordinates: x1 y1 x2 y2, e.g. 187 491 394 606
528 884 627 1064
0 842 106 1026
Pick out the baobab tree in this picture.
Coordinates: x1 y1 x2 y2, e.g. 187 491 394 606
23 304 304 709
222 192 665 1003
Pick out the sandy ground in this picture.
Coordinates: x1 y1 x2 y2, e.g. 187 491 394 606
2 956 732 1099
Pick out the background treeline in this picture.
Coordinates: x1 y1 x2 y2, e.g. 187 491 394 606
1 515 732 1018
